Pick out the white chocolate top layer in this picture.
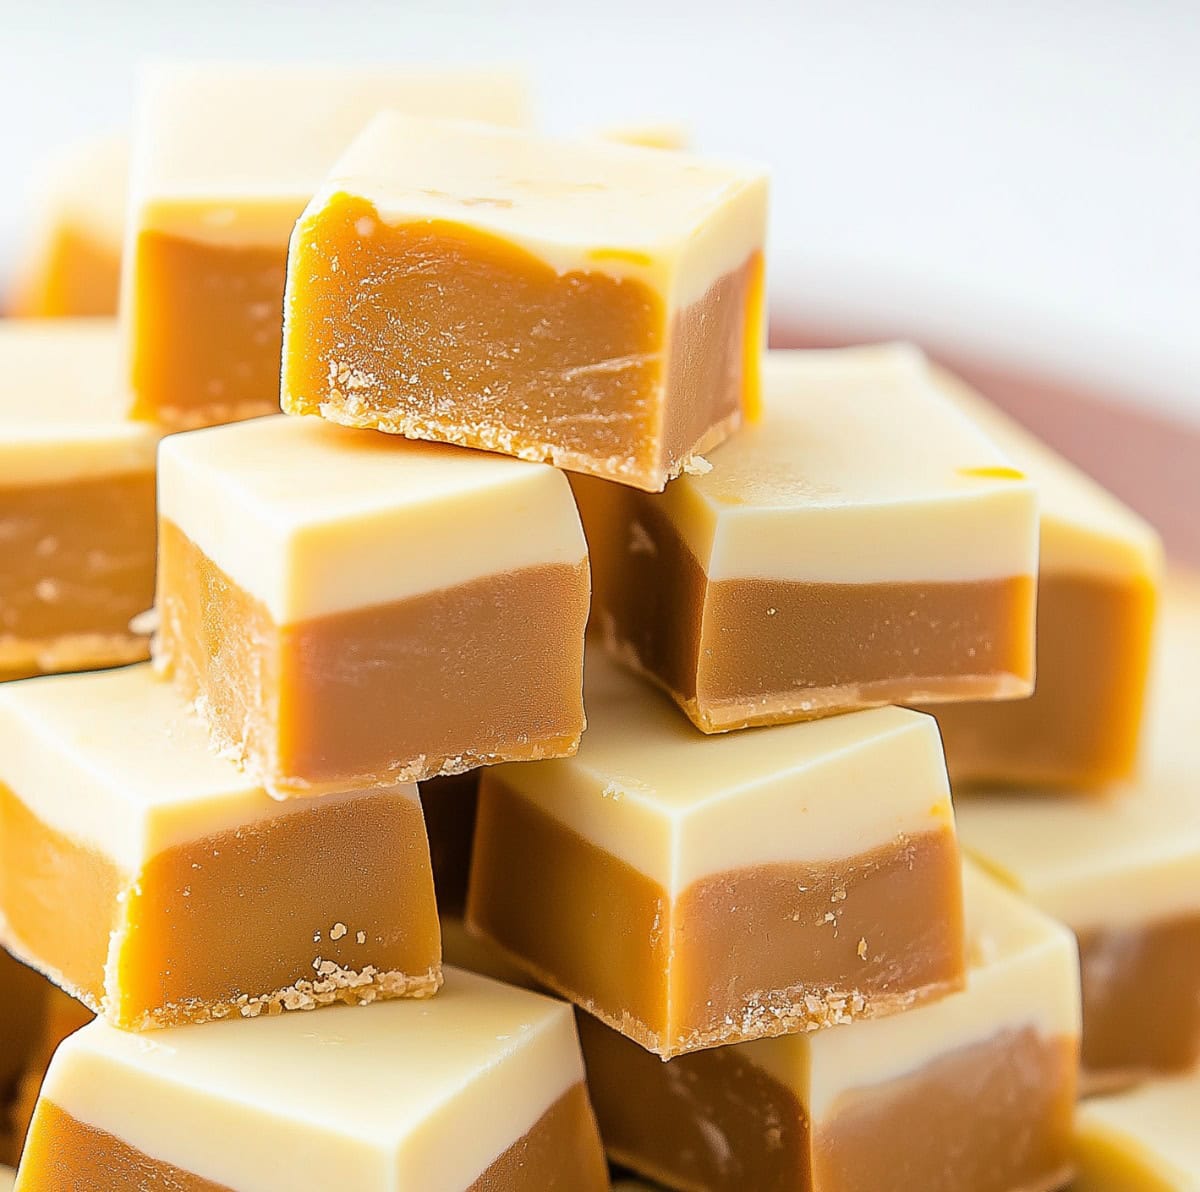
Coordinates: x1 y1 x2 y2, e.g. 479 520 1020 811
1075 1074 1200 1189
34 968 583 1192
741 864 1080 1122
300 113 767 307
157 415 588 623
0 664 417 873
0 1167 11 1192
0 320 158 485
133 65 530 246
657 344 1040 584
933 364 1162 581
485 652 953 893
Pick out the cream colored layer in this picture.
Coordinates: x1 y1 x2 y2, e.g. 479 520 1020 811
157 415 587 622
933 365 1162 582
41 969 582 1192
739 864 1080 1123
0 1166 11 1191
1075 1074 1200 1189
486 653 952 893
301 112 768 308
0 321 158 484
132 65 530 245
0 664 419 871
656 344 1039 583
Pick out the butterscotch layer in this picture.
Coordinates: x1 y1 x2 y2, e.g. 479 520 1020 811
7 223 121 318
128 230 288 428
0 472 155 675
929 571 1159 788
23 1082 606 1192
420 772 481 917
0 781 440 1029
1078 913 1200 1089
283 196 760 491
468 775 965 1056
158 520 587 793
597 485 1034 730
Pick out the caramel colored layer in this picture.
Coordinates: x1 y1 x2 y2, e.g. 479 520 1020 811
0 473 155 675
468 775 965 1056
158 520 587 792
419 772 481 917
128 230 287 428
8 225 121 318
929 572 1159 788
284 196 759 490
24 1083 606 1192
1078 914 1200 1089
597 488 1034 731
0 781 440 1028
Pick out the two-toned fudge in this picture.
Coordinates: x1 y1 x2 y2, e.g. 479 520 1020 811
155 414 589 795
0 320 157 681
6 135 128 318
467 654 965 1057
577 343 1039 730
580 864 1080 1192
0 664 441 1030
16 968 609 1191
125 65 530 428
282 114 768 490
927 366 1163 788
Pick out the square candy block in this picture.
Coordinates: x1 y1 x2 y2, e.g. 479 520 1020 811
155 415 589 795
579 343 1040 731
923 366 1163 789
580 864 1080 1192
467 654 965 1058
0 664 441 1030
17 968 609 1192
0 320 158 682
282 114 768 491
125 65 530 429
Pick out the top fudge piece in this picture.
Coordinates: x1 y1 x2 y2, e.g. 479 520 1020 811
580 343 1040 731
282 114 768 491
155 414 589 797
124 64 530 429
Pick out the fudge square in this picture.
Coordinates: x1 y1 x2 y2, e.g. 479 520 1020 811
0 664 441 1031
17 968 609 1192
467 653 966 1059
125 64 530 429
579 864 1080 1192
925 365 1163 789
155 414 589 796
281 113 768 491
0 320 158 682
578 343 1040 732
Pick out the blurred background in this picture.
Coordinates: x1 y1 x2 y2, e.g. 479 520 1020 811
3 0 1197 556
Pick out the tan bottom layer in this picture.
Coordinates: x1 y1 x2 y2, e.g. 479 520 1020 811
22 1082 608 1191
7 223 120 317
580 1012 1076 1192
1078 913 1200 1091
0 634 148 681
468 775 965 1057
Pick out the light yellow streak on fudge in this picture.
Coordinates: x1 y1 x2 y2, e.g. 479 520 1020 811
593 122 691 150
486 652 953 894
33 969 583 1192
656 343 1040 584
157 414 588 623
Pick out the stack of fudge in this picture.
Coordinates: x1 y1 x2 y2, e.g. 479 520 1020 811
0 62 1196 1192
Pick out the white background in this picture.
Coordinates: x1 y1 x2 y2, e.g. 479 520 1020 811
2 0 1197 423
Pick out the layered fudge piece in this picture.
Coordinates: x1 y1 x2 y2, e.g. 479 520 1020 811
467 654 965 1058
6 136 128 318
0 320 157 681
125 65 530 429
926 365 1162 788
419 772 481 917
156 415 589 795
579 343 1039 730
17 968 609 1191
282 114 767 491
0 664 441 1030
1074 1075 1200 1191
580 864 1080 1192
